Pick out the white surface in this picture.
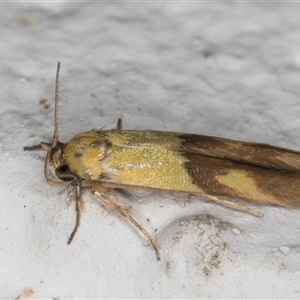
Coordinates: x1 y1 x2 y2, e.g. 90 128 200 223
1 2 300 299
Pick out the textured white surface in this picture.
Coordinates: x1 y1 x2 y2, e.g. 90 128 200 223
1 2 300 299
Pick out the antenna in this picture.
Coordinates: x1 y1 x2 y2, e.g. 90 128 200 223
23 62 61 152
52 61 60 147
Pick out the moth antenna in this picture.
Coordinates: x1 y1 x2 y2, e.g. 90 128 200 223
52 61 61 147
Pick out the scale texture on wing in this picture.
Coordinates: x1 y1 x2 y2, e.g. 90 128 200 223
63 130 300 208
178 134 300 171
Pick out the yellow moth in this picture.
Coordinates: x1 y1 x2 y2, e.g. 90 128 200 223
25 62 300 260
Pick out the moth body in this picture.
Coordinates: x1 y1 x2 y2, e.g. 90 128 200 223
63 130 300 208
24 62 300 260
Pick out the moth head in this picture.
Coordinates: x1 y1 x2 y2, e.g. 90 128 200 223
40 141 71 185
22 63 77 188
39 62 80 187
41 142 61 168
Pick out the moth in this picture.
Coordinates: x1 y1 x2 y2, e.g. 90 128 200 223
25 62 300 260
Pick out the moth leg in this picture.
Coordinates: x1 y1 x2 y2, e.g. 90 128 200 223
117 187 137 200
178 193 187 206
93 190 161 260
203 194 264 217
116 118 122 130
67 185 83 244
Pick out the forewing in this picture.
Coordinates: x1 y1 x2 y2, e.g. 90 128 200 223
178 134 300 171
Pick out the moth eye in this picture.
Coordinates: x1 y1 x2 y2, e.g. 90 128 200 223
56 164 74 182
57 164 69 173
